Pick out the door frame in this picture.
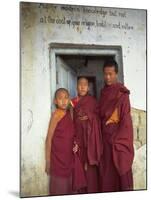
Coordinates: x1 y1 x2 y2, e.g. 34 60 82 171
56 55 77 98
49 43 124 110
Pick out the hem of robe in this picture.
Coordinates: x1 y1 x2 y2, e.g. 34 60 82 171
49 173 74 196
112 144 134 176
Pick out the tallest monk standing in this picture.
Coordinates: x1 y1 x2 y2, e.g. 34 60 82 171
98 59 134 192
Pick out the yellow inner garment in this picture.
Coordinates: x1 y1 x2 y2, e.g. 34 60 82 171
106 108 119 125
54 108 66 122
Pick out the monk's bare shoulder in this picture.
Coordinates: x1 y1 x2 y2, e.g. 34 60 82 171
49 110 60 125
51 110 57 120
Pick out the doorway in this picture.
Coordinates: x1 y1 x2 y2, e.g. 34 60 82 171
49 43 123 110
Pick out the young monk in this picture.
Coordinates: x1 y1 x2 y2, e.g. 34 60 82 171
45 88 75 196
98 59 134 192
71 77 103 193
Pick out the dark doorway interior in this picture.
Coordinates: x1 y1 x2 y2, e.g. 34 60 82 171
56 55 117 99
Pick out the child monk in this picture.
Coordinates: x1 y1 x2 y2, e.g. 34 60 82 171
71 77 103 193
45 88 76 196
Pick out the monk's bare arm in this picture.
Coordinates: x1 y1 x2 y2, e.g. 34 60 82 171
45 113 58 174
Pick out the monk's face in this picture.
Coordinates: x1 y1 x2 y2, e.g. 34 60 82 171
103 66 118 85
54 91 70 110
77 78 89 97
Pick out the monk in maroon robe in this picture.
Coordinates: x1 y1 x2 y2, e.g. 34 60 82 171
98 59 134 192
45 88 75 196
72 77 103 194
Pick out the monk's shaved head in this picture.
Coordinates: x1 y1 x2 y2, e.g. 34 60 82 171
77 77 89 85
54 88 70 110
54 88 69 99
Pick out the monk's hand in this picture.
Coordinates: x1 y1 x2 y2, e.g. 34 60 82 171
45 160 50 175
84 162 88 171
73 144 79 153
79 115 88 121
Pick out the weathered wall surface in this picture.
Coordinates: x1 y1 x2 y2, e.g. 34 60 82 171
131 108 146 190
20 2 146 196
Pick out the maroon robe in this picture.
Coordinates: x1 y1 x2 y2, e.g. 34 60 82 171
98 82 134 192
72 95 103 193
50 111 75 195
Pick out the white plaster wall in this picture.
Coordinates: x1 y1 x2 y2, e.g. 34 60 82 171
20 2 146 196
